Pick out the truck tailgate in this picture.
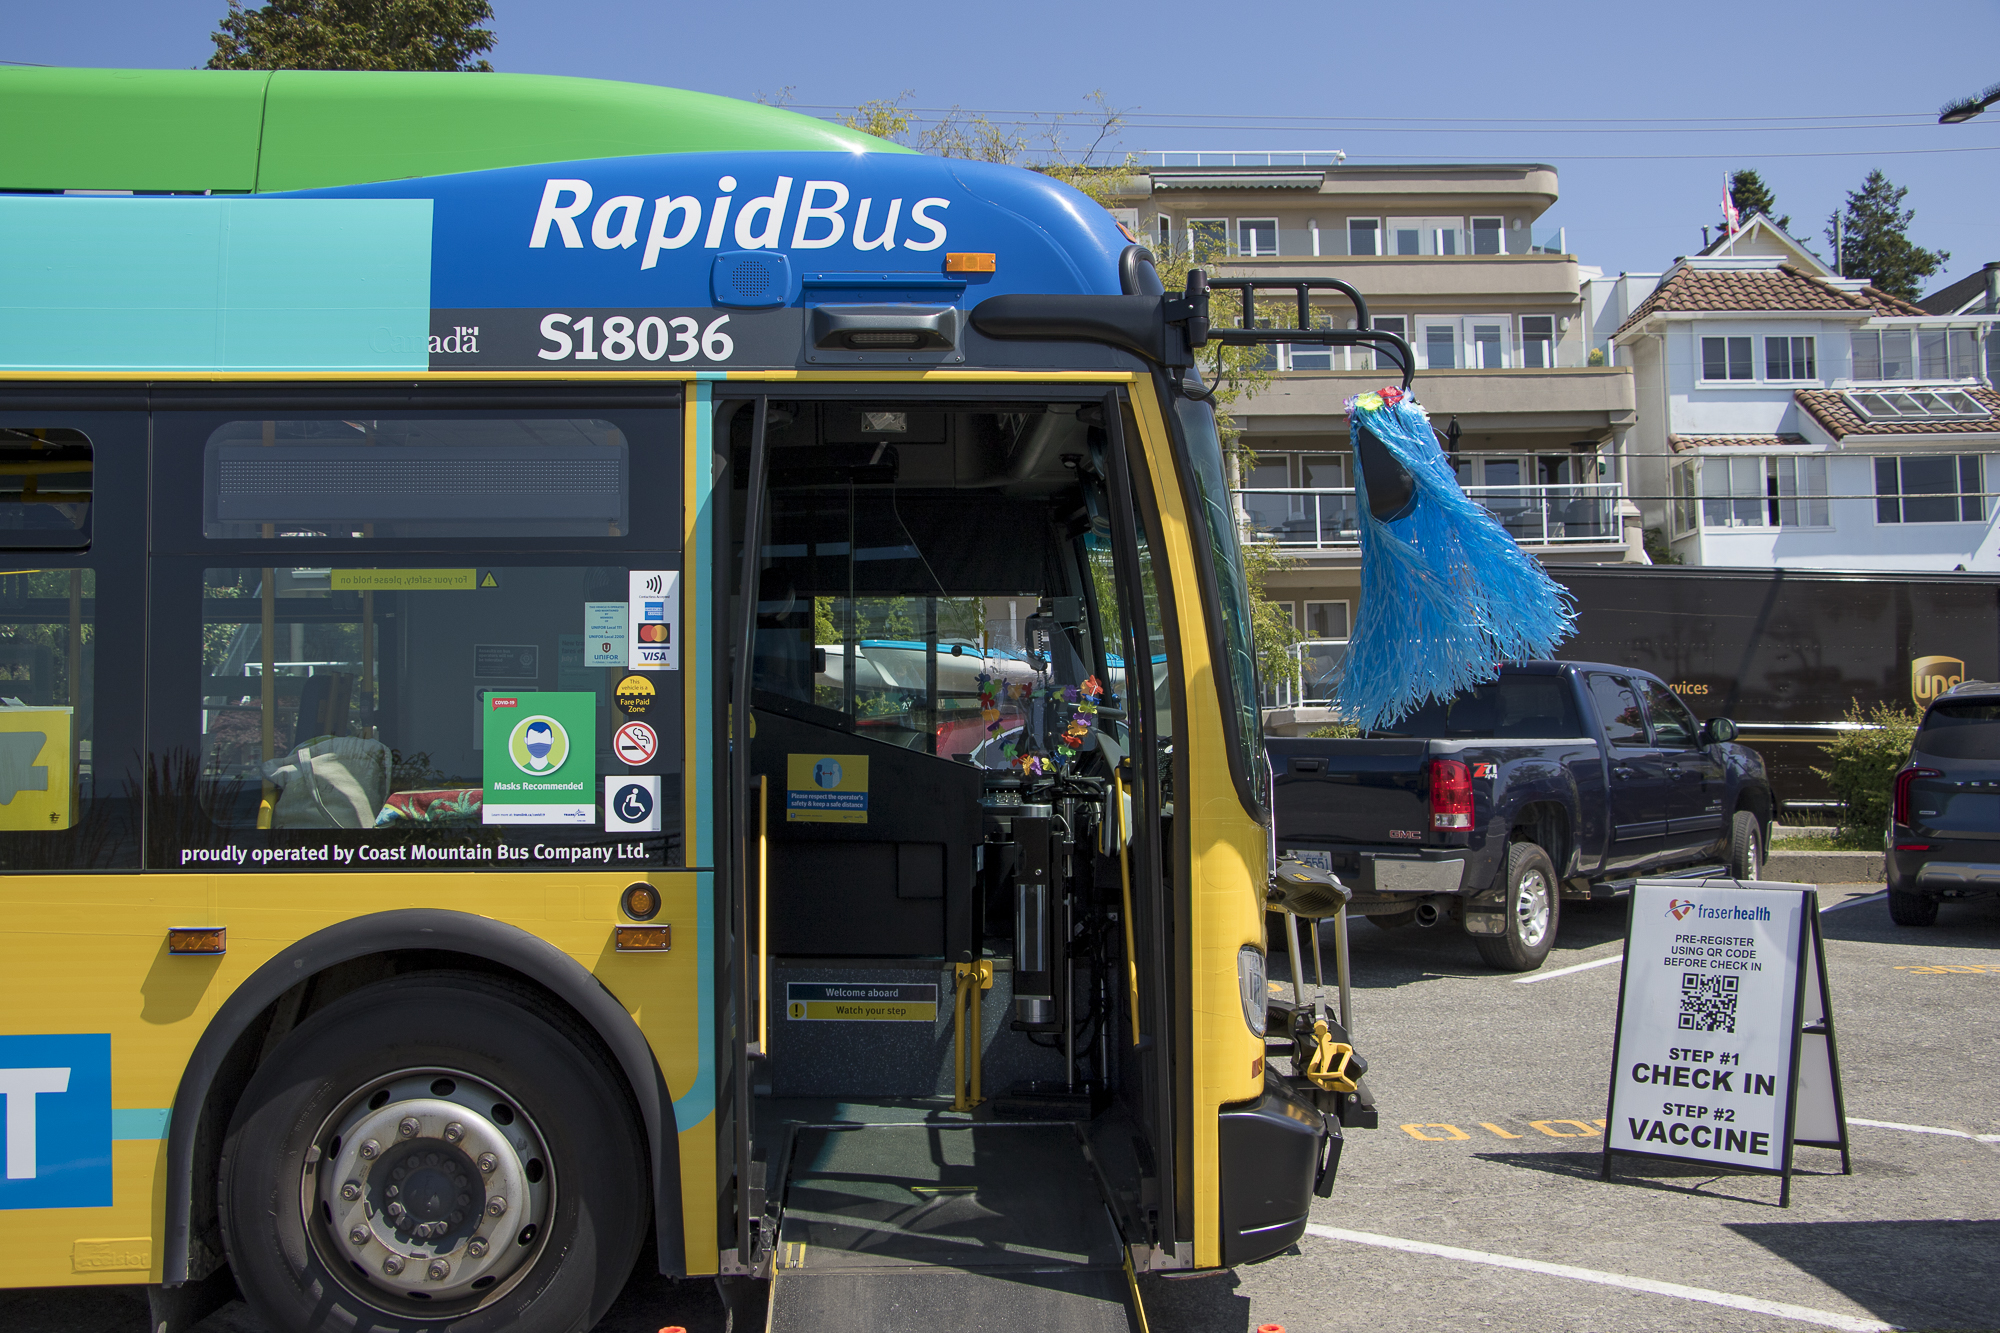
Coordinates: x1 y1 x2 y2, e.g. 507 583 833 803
1269 738 1432 845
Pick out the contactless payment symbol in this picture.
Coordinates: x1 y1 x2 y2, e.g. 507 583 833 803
508 715 569 775
605 775 662 833
614 721 659 766
627 571 680 672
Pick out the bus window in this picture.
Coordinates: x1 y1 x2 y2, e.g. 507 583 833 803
0 568 93 836
0 428 91 549
189 565 679 865
202 418 628 540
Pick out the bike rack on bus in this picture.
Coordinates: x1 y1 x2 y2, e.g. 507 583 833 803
1194 273 1416 393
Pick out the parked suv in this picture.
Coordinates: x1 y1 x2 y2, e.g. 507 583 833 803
1887 679 2000 926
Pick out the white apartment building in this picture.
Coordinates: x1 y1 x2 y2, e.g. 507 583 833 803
1614 254 2000 570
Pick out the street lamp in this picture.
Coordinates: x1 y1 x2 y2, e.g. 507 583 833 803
1939 81 2000 124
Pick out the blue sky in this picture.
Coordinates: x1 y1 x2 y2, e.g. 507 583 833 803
7 0 1997 290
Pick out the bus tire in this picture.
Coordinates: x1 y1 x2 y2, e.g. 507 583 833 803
1473 842 1559 973
217 972 647 1333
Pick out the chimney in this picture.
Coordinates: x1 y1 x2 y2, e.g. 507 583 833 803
1985 261 1999 314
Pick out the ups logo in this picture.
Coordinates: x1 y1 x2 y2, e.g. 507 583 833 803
1912 656 1966 708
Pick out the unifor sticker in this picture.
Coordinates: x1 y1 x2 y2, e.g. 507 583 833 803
482 691 596 825
786 753 868 824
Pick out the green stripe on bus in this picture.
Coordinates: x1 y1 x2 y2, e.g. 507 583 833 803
112 1108 171 1140
0 196 431 371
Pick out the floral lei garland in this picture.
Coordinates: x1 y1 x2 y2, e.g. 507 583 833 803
979 672 1106 776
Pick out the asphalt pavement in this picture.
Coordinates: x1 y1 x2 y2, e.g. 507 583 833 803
7 882 1996 1333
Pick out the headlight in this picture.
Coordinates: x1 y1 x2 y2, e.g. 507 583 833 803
1237 945 1267 1038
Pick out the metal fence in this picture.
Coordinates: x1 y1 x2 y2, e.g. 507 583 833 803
1236 483 1625 548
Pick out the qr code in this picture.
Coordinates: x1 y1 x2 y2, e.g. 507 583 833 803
1678 973 1739 1032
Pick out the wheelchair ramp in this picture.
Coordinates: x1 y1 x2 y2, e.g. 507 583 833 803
766 1122 1143 1333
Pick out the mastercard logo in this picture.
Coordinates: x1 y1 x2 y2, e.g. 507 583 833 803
637 623 671 644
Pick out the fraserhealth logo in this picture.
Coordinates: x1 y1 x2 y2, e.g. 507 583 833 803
1667 899 1696 921
0 1034 112 1209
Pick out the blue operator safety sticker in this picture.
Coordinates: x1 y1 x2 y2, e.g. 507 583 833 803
0 1033 113 1210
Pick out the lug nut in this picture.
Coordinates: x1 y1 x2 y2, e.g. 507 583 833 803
406 1154 420 1169
467 1238 488 1258
348 1225 369 1246
340 1181 362 1201
382 1255 405 1276
399 1117 422 1138
387 1185 400 1199
485 1196 508 1217
477 1153 497 1173
443 1121 464 1144
450 1210 463 1224
387 1202 405 1220
359 1139 380 1160
427 1259 450 1281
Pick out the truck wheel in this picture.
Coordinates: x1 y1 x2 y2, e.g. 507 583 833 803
218 972 647 1333
1887 888 1939 927
1474 842 1560 972
1726 810 1762 881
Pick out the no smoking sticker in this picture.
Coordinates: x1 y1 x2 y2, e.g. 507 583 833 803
614 721 659 766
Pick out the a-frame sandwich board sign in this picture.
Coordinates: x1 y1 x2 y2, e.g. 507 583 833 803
1602 879 1849 1207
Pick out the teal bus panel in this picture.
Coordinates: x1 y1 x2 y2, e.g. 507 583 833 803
0 196 432 371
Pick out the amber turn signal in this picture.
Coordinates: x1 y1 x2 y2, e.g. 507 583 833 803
944 252 996 273
167 927 226 955
622 881 661 921
615 925 671 952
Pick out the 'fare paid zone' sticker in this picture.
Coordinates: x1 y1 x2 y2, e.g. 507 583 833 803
786 983 937 1022
483 692 596 825
787 753 868 823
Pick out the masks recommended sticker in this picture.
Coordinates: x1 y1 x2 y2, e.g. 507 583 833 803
628 570 679 672
606 775 662 832
786 753 868 824
482 692 596 824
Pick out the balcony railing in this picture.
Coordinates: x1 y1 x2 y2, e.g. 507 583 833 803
1264 639 1349 709
1236 483 1626 548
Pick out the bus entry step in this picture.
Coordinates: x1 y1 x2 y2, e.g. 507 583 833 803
765 1122 1142 1333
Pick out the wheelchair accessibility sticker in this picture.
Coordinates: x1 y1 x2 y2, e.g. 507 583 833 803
0 1033 112 1209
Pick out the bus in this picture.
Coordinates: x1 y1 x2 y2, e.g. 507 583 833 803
0 68 1385 1333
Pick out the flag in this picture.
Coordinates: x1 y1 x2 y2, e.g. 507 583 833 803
1722 174 1741 235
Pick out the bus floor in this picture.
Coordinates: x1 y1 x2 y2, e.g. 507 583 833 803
752 1100 1145 1333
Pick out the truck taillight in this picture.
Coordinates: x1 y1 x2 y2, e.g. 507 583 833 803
1893 765 1941 827
1429 758 1474 830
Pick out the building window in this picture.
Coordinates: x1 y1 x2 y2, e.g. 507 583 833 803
1845 389 1991 422
1298 453 1345 488
1852 329 1915 381
1765 335 1817 381
1347 218 1380 256
1471 217 1504 255
1671 460 1699 536
1469 320 1508 369
1188 219 1226 259
1771 456 1829 527
1521 316 1555 368
1701 336 1753 381
1304 601 1350 639
1950 328 1982 378
1388 217 1463 256
1367 315 1408 373
1876 455 1985 524
1238 218 1278 257
1155 214 1172 249
1700 455 1768 527
1423 322 1458 370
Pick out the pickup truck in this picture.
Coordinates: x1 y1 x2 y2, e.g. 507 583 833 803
1267 661 1773 971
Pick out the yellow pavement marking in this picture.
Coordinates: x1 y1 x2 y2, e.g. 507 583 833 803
1401 1117 1607 1142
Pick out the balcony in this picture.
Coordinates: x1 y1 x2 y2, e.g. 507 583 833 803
1264 639 1349 710
1237 482 1628 550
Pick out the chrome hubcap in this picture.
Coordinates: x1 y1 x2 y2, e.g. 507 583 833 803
304 1069 554 1314
1516 869 1552 947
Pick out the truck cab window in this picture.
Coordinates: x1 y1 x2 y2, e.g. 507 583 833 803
1587 673 1647 747
1638 679 1699 748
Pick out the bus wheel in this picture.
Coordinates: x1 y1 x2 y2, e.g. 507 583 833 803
218 973 647 1333
1474 842 1559 972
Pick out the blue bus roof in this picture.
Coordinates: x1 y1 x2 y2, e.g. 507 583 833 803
0 152 1136 376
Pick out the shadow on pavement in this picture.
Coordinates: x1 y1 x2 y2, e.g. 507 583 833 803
1820 892 2000 951
1269 897 1632 992
1136 1268 1253 1332
1470 1149 1836 1207
1727 1219 2000 1330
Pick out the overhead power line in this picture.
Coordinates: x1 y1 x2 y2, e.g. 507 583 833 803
789 103 1940 126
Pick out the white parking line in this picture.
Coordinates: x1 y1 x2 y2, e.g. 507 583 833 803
1514 953 1621 984
1848 1116 2000 1144
1820 892 1886 914
1304 1224 1894 1332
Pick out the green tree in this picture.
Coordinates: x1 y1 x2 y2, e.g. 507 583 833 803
1810 701 1918 848
1727 169 1789 232
1824 170 1950 300
207 0 495 71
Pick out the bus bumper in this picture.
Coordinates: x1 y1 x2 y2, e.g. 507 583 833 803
1218 1071 1336 1267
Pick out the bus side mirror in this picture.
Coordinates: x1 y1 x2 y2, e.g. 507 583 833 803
1702 717 1738 745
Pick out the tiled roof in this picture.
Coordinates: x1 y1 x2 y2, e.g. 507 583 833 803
1614 264 1927 337
1668 434 1808 453
1794 385 2000 439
